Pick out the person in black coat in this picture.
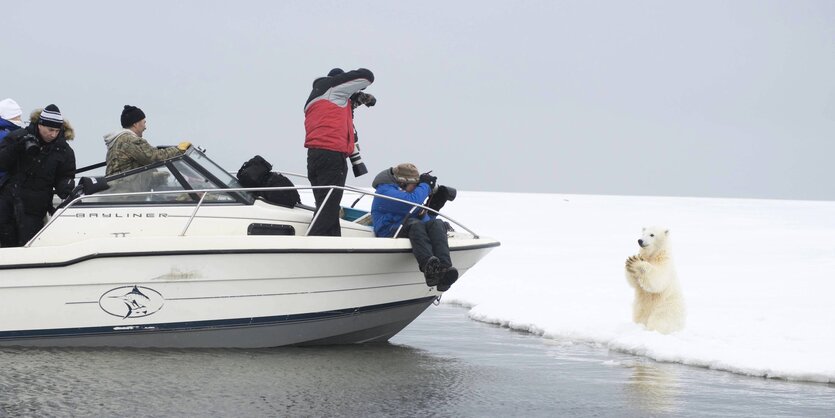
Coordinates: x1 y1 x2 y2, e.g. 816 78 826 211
0 104 76 247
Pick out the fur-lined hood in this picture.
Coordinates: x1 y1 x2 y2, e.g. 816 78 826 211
29 109 74 140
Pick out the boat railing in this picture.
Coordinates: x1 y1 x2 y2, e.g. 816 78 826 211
27 185 480 247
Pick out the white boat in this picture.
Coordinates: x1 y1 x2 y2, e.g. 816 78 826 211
0 148 499 348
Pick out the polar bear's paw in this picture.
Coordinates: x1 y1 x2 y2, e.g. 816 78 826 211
625 255 647 275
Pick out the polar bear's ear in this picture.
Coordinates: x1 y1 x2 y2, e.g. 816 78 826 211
642 227 646 232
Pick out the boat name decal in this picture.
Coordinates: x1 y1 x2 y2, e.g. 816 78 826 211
99 285 165 319
75 213 169 218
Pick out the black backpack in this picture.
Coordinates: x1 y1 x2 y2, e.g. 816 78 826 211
262 172 301 208
237 156 301 208
236 155 272 188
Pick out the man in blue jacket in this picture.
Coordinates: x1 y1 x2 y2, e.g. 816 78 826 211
370 163 458 291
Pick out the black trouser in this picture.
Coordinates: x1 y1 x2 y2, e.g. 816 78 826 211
0 195 45 247
307 148 347 237
401 218 452 269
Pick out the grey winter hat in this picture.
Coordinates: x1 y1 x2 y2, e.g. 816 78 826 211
393 163 420 184
327 68 344 77
39 104 64 128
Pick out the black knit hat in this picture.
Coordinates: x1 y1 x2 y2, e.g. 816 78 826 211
121 105 146 128
327 68 344 77
39 104 64 128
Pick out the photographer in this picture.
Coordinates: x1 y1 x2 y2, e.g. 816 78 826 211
0 104 76 247
370 163 458 292
304 67 374 236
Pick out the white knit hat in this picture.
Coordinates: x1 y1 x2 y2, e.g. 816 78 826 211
0 98 22 120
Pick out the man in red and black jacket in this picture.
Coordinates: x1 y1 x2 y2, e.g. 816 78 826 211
303 67 375 236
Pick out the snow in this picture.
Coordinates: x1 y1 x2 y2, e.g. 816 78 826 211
436 191 835 384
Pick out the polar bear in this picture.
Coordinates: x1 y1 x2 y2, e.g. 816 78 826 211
624 226 685 334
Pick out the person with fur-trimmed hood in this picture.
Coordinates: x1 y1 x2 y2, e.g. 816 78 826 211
370 163 459 292
0 105 76 247
103 105 191 176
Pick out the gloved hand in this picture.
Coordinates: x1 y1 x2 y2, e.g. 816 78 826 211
419 172 437 190
177 141 192 152
353 92 376 107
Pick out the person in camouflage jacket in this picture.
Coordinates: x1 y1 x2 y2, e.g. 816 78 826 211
103 105 191 176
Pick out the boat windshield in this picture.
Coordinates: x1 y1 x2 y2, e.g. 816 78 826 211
81 148 255 205
186 148 243 189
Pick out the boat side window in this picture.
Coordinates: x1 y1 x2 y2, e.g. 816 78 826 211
171 161 236 202
84 166 195 204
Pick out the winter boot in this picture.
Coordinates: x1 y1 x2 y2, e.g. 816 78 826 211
422 256 444 287
436 267 459 292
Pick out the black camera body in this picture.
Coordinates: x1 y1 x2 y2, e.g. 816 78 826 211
351 92 376 109
424 180 457 216
22 135 41 156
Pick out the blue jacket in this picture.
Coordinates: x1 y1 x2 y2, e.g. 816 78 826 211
0 118 20 179
371 182 431 237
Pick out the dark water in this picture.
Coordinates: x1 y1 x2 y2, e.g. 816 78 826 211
0 304 832 417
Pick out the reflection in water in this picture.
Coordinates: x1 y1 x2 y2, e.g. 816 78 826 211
1 305 833 417
0 344 477 417
624 361 681 415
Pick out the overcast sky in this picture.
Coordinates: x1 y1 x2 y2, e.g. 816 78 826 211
5 1 834 200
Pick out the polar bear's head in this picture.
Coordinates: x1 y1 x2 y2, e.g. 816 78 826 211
638 226 670 257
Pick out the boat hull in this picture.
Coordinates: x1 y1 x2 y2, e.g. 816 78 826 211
0 296 435 348
0 236 498 348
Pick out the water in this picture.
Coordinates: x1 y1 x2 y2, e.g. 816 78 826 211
0 304 831 417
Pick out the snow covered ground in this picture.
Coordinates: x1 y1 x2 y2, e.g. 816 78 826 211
435 191 835 384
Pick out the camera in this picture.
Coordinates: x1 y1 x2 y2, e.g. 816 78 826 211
349 142 368 177
351 92 376 109
22 135 41 156
437 185 457 201
425 184 457 216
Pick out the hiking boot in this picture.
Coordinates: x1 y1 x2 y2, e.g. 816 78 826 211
436 267 459 292
422 256 444 287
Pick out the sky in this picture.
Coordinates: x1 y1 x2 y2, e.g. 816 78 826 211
4 1 835 200
429 191 835 384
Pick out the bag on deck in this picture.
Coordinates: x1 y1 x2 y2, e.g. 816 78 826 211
261 172 301 208
236 155 300 208
236 155 272 187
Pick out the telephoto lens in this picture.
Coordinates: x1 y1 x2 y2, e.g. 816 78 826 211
350 143 368 177
442 186 457 201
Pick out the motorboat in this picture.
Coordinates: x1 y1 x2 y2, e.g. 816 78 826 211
0 148 499 347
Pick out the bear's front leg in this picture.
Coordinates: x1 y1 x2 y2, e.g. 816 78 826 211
635 262 670 294
624 255 644 289
627 258 657 290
